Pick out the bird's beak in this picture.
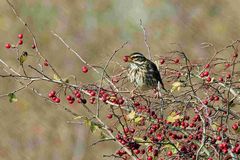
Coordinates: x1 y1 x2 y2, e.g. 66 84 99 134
127 56 132 62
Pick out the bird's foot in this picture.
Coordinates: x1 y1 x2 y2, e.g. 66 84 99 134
153 89 162 98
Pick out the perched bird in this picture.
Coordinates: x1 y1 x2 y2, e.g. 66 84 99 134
126 52 165 92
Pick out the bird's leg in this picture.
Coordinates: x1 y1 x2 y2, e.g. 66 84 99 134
154 82 162 98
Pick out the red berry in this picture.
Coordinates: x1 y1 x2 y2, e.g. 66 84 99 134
200 73 204 78
134 101 140 107
203 71 209 77
214 96 219 101
124 127 129 133
236 146 240 154
206 76 211 82
134 149 140 154
69 99 74 104
31 44 36 49
223 127 228 132
174 58 180 64
216 136 222 141
82 66 88 73
66 95 72 101
130 128 135 133
90 91 96 96
48 93 53 98
218 77 224 82
44 60 48 66
141 149 145 154
203 99 208 105
205 64 210 68
73 90 79 95
54 97 60 103
107 114 113 119
222 148 228 154
167 150 173 156
123 56 129 62
147 156 153 160
217 126 222 132
48 90 56 98
75 93 81 98
208 158 213 160
160 59 165 64
117 98 124 105
225 63 230 68
89 97 95 104
209 95 214 101
232 123 238 130
18 34 23 39
5 43 11 49
157 133 163 141
226 73 231 79
18 39 23 45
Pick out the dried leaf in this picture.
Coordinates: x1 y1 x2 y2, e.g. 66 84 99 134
53 74 60 80
134 116 143 124
171 82 183 92
167 112 183 123
211 123 219 131
127 110 136 120
73 116 84 120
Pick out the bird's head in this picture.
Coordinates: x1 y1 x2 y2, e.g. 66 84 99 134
127 52 147 65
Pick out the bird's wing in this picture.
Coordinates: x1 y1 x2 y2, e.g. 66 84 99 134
147 60 165 89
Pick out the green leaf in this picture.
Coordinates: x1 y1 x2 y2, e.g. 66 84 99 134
8 93 18 103
171 82 183 92
134 116 143 124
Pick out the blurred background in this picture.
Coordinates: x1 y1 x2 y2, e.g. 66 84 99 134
0 0 240 159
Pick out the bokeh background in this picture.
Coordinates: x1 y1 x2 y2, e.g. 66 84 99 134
0 0 240 159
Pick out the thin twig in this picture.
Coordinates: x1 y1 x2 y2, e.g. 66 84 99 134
96 41 128 117
140 19 152 60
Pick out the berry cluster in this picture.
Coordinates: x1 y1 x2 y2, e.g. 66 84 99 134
5 33 24 49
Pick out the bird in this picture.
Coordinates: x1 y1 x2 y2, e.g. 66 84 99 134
126 52 165 93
